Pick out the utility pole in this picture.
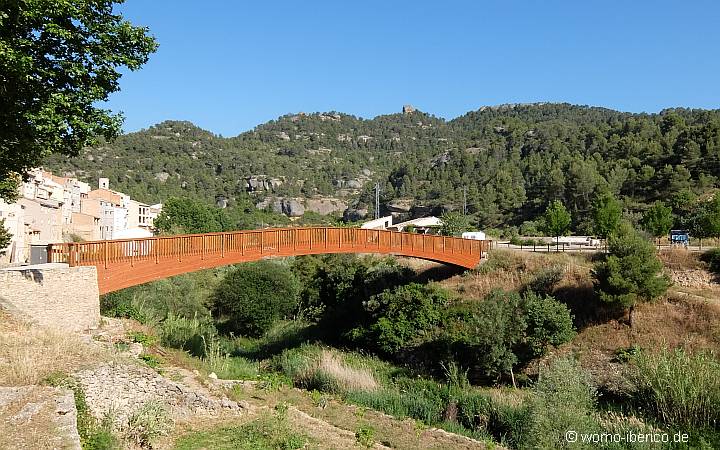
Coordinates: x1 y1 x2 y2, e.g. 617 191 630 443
375 182 381 219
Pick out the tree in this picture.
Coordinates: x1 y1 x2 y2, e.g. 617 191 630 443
0 1 157 200
592 222 670 326
641 201 674 245
542 200 571 250
0 219 11 254
154 197 225 234
439 211 472 236
687 194 720 249
211 261 300 337
591 192 622 240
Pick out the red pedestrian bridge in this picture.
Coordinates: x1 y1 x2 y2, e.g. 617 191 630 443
48 227 490 294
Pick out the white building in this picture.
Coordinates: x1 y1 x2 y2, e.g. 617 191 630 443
360 215 394 230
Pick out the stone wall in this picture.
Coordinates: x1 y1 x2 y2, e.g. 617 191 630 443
0 263 100 331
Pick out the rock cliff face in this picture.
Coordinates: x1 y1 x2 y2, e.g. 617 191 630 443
256 196 347 217
246 176 284 192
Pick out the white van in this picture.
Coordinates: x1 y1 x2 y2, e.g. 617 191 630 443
461 231 486 240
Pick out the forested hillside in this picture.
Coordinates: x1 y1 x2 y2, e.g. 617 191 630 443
46 103 720 231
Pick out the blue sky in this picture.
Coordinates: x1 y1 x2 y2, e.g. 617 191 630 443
108 0 720 136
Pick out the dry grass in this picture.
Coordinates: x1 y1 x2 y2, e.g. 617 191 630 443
0 386 74 450
657 248 705 270
0 312 106 385
568 294 720 357
442 249 592 300
301 350 379 393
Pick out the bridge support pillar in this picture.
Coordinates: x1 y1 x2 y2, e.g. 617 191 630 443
0 263 100 331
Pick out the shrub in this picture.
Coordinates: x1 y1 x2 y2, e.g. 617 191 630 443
632 348 720 429
441 290 575 382
212 260 300 337
522 291 575 357
355 283 450 354
125 400 173 447
442 291 527 382
160 314 217 358
525 265 564 295
523 357 599 449
275 346 378 394
700 248 720 273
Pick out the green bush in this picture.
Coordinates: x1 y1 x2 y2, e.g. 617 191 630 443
525 265 564 295
442 291 528 382
125 400 173 447
212 260 300 337
523 357 598 449
441 291 575 382
522 291 575 357
353 283 450 354
632 349 720 429
160 314 218 358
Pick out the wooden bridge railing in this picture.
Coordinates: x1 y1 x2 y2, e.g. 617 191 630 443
48 227 490 294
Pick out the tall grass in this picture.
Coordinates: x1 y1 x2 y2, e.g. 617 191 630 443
633 349 720 429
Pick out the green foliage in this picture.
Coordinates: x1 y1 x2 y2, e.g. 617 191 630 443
641 201 675 239
140 353 164 369
292 254 414 338
41 105 720 230
160 314 218 358
100 268 221 325
439 211 472 236
542 200 571 243
125 400 173 448
592 192 623 239
43 373 120 449
593 222 670 309
525 265 564 295
524 358 598 449
522 291 576 357
355 424 376 448
0 219 11 253
128 331 157 347
442 291 575 381
154 197 226 234
700 248 720 273
0 0 157 201
355 283 450 354
632 349 720 429
173 414 309 450
212 261 300 337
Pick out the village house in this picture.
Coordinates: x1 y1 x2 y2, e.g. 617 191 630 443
0 170 162 264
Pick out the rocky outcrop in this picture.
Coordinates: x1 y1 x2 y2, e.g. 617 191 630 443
387 198 413 213
305 198 348 215
246 176 284 192
343 206 369 222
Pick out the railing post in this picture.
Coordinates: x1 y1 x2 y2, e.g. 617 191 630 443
221 233 225 258
201 235 205 260
103 241 109 269
241 232 245 256
154 238 159 264
339 229 342 249
68 243 76 267
325 228 328 250
260 231 264 254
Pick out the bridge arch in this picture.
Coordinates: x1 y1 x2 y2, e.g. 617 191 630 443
49 227 489 294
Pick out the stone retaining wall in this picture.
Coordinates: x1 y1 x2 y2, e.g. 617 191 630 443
0 263 100 331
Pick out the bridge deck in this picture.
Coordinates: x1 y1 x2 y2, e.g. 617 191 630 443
48 227 489 294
